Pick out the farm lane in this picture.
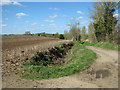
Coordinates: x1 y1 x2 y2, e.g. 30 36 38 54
86 46 118 63
81 46 118 88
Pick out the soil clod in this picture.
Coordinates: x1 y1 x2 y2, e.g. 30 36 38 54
30 42 74 66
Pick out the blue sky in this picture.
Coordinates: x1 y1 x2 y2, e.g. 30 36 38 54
1 1 118 34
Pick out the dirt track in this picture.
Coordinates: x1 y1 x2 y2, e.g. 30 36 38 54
2 46 118 88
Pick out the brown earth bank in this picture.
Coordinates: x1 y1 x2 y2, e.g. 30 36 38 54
2 45 119 88
2 36 64 75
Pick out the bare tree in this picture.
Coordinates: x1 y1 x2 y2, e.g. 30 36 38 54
69 19 81 41
81 26 87 41
88 23 98 43
64 30 72 40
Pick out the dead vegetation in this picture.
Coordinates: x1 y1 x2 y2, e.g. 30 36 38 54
30 42 74 66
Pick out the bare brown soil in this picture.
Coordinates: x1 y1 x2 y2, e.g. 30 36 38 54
2 45 118 88
2 35 61 51
2 35 63 74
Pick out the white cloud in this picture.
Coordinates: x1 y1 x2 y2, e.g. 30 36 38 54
41 24 45 27
49 14 58 18
48 8 59 10
71 17 83 20
1 24 7 27
16 13 28 19
0 0 23 6
76 16 84 20
31 22 37 26
0 0 11 5
50 20 55 22
43 20 55 22
49 24 56 26
12 1 23 6
77 11 84 14
113 14 119 18
54 8 59 10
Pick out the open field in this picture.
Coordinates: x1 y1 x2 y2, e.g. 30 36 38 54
2 35 64 75
2 35 62 51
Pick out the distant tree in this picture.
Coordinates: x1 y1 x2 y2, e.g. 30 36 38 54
59 34 64 39
69 21 81 41
55 32 60 38
41 34 46 37
55 33 59 36
43 32 45 34
76 22 81 41
38 33 41 36
53 34 55 36
77 28 81 41
88 23 98 43
81 26 86 41
70 23 78 41
64 30 71 40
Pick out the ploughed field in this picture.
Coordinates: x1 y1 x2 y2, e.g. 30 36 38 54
2 35 61 51
2 35 63 74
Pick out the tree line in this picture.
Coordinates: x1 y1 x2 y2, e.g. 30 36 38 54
64 21 87 41
64 1 119 45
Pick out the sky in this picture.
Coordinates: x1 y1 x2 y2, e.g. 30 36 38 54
1 1 119 34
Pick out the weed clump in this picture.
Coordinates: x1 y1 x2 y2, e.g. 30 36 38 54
30 42 74 66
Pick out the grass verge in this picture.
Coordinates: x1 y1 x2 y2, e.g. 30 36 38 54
20 42 97 80
84 42 119 50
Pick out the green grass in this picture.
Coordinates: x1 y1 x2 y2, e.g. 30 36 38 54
84 42 119 50
20 42 97 80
